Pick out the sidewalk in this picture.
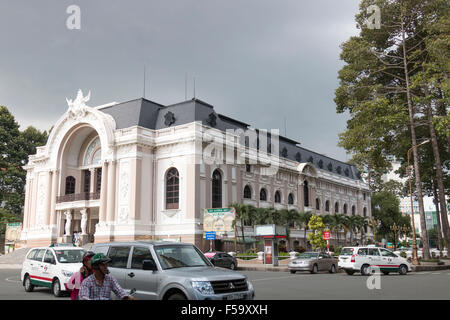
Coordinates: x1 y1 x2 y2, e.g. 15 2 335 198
236 259 450 273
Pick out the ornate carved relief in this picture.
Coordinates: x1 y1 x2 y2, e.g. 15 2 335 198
118 161 130 222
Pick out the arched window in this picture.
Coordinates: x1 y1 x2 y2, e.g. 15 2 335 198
243 185 252 199
303 181 309 207
212 169 222 208
83 137 101 166
288 193 294 205
260 188 267 201
325 200 330 212
335 202 339 213
166 168 180 209
65 176 76 195
316 198 320 210
274 191 281 203
352 205 356 216
363 207 367 217
343 203 348 214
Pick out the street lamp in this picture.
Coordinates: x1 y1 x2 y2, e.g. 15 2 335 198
390 223 402 250
401 225 410 247
370 217 379 245
407 139 430 265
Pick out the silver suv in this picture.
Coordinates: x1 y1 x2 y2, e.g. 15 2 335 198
91 241 255 300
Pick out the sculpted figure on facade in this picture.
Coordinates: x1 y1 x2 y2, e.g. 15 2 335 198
64 210 72 236
80 209 88 235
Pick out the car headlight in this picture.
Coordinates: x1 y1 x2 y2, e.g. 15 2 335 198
192 281 214 295
62 270 73 277
247 280 254 291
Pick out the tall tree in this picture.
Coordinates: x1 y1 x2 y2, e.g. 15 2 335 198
0 106 48 220
335 0 449 258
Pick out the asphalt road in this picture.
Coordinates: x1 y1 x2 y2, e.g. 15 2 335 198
1 268 449 300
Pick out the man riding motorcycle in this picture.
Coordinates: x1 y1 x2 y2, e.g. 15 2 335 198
78 253 134 300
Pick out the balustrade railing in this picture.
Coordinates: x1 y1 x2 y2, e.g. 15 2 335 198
56 192 100 203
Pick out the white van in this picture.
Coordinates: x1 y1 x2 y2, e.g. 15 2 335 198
338 245 412 276
21 245 86 297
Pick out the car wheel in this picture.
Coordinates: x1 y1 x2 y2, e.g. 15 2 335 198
230 263 236 270
52 279 63 297
361 264 371 276
399 264 408 275
310 264 318 274
24 275 34 292
329 264 336 274
167 293 187 300
345 270 355 276
290 270 296 274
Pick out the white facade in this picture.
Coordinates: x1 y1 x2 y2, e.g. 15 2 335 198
19 91 371 249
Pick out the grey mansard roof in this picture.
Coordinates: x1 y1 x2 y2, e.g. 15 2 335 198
99 97 362 181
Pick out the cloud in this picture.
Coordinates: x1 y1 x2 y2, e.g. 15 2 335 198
0 0 360 161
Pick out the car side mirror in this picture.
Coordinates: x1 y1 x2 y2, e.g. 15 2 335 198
142 260 157 271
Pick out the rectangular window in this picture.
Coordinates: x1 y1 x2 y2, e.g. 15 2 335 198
96 168 102 193
33 249 46 262
368 248 380 256
44 250 56 264
358 248 369 256
131 247 155 270
93 246 109 255
83 170 91 193
27 249 37 260
107 246 131 269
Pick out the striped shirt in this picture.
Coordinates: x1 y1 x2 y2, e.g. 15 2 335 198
79 274 129 300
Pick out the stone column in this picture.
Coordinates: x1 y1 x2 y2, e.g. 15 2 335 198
310 183 316 213
45 171 53 226
298 180 304 212
106 160 117 222
89 168 96 193
29 174 37 229
129 158 141 221
99 161 109 223
23 175 32 229
49 169 59 227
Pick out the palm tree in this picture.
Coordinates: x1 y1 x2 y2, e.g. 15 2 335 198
329 213 346 248
358 216 370 245
278 209 299 251
230 203 255 252
344 215 359 246
298 211 313 249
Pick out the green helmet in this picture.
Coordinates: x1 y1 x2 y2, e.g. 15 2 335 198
90 253 111 267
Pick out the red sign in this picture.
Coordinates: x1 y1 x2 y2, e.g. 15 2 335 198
324 231 331 240
264 240 272 264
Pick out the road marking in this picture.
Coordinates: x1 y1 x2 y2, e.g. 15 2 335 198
5 276 21 283
251 275 310 282
432 272 441 275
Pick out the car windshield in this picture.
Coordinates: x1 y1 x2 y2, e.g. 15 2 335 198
298 252 319 259
154 245 211 270
340 248 355 256
54 249 86 263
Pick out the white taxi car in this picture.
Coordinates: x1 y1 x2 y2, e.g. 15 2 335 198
338 245 412 276
21 245 86 297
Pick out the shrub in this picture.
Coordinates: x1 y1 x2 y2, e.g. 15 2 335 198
295 246 306 253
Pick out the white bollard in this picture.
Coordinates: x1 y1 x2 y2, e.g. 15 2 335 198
257 252 264 261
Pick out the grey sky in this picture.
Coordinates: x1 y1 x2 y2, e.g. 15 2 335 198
0 0 361 162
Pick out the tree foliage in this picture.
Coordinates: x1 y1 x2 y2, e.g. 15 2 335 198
0 106 48 220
